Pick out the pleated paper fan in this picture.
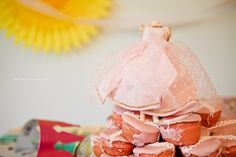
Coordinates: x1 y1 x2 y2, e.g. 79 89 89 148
0 0 112 53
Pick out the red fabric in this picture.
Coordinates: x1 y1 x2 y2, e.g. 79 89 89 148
37 120 84 157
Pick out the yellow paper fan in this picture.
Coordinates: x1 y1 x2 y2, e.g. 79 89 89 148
0 0 112 53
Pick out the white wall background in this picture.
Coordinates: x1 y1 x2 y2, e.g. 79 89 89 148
0 0 236 134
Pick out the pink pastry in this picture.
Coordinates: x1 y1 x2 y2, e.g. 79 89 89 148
94 21 223 156
158 113 201 146
195 101 221 127
209 120 236 157
209 119 236 136
99 128 134 156
121 112 160 146
112 105 133 128
91 134 103 157
180 137 222 157
133 142 175 157
221 137 236 157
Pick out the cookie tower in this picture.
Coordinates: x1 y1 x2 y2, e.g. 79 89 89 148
91 21 236 157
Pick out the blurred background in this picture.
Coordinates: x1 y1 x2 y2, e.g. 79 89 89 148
0 0 236 134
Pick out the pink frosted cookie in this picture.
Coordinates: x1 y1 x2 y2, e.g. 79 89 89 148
195 101 221 127
221 137 236 157
91 128 135 157
100 128 134 156
159 113 201 146
112 105 134 128
209 120 236 157
209 119 236 136
91 134 103 157
180 137 222 157
133 142 175 157
121 112 160 146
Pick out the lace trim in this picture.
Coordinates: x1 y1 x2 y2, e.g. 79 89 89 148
210 120 236 130
181 135 236 151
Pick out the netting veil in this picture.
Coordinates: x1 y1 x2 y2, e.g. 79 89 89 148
97 22 221 116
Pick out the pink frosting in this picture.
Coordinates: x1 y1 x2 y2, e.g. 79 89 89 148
133 132 159 146
158 113 201 142
158 113 201 126
122 112 159 133
181 138 221 157
159 126 183 142
100 128 127 143
210 120 236 136
122 112 159 146
133 142 175 156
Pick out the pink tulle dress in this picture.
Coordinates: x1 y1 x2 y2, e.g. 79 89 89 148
97 22 221 117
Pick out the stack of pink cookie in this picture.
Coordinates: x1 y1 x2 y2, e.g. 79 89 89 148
91 104 236 157
91 21 236 157
91 105 175 157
